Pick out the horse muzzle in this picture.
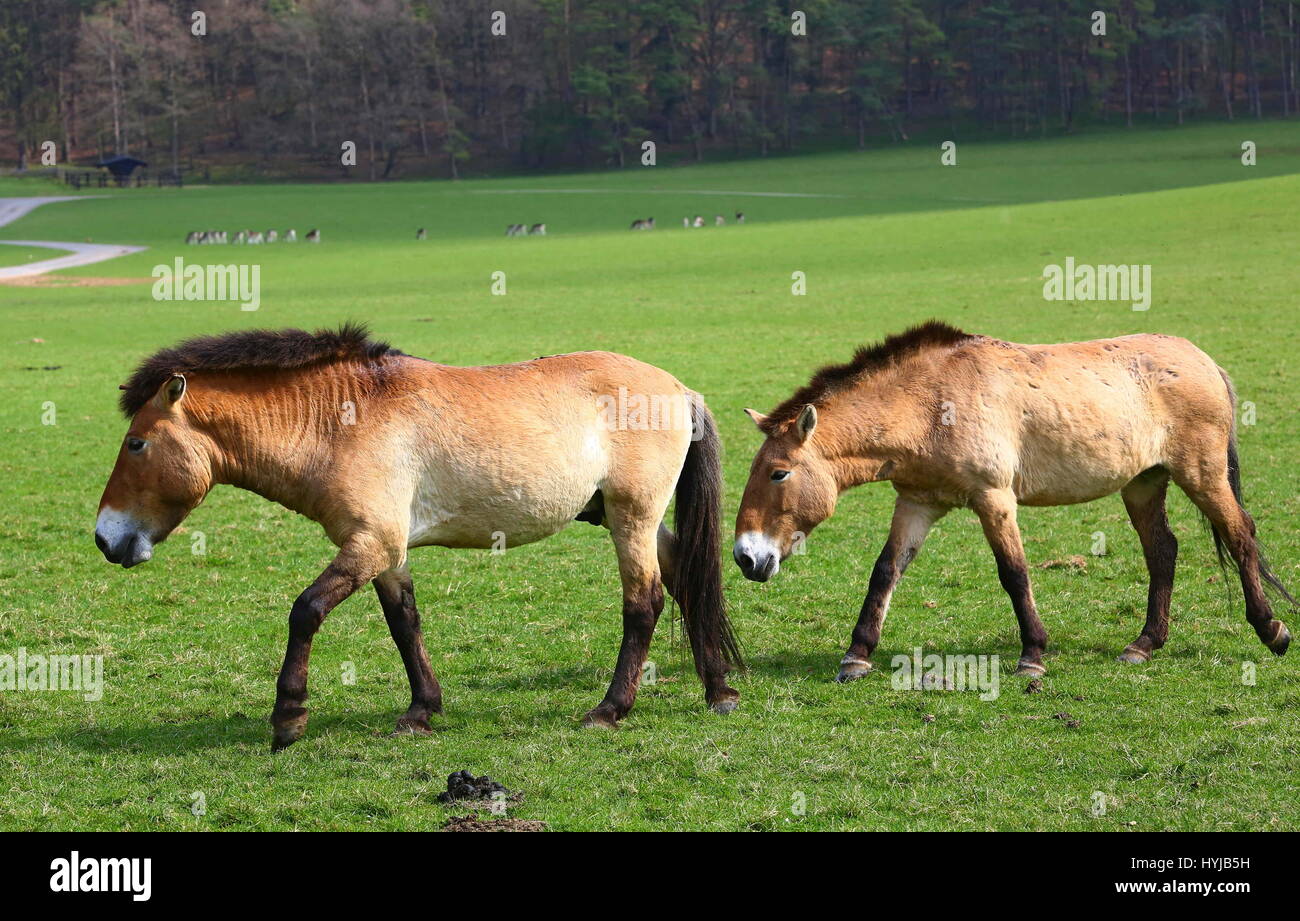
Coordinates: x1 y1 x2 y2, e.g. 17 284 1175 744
733 532 781 582
95 508 155 568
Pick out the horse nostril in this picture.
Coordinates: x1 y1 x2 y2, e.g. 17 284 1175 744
738 552 754 572
95 532 109 554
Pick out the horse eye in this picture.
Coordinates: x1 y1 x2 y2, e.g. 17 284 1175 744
127 438 147 454
771 470 791 482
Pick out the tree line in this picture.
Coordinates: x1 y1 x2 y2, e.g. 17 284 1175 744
2 0 1297 179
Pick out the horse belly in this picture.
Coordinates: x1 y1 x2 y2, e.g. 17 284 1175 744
1013 401 1163 506
406 432 607 549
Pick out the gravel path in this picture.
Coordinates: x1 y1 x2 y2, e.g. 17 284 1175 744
0 196 147 280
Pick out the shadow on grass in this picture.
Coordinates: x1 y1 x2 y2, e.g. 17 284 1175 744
12 707 443 756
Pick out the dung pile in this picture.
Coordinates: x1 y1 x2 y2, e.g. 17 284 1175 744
436 770 515 804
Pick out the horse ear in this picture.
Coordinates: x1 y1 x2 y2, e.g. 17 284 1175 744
743 408 768 430
796 404 817 442
154 373 187 409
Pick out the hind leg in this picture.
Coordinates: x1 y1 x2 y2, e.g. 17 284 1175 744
1117 469 1178 663
1175 476 1289 655
582 506 665 729
656 521 739 711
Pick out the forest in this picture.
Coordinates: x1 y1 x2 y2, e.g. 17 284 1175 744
2 1 1298 179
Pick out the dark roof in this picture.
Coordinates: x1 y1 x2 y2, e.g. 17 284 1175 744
96 155 148 175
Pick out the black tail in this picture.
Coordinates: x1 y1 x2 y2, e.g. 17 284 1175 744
673 396 742 681
1209 370 1296 605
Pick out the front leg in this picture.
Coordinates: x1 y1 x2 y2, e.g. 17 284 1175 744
837 496 946 682
971 489 1048 676
271 533 396 751
374 565 442 735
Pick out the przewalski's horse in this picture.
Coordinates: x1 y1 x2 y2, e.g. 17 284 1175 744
734 322 1292 680
95 325 740 749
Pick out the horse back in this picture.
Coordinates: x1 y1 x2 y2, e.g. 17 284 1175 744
926 334 1230 506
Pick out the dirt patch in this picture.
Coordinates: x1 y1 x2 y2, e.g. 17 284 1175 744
1038 555 1088 571
442 813 547 833
0 274 152 288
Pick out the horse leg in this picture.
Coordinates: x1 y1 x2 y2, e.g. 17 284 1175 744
656 522 678 596
972 489 1049 676
271 534 394 751
374 565 442 734
583 514 664 729
656 520 739 711
836 496 947 682
1118 469 1177 663
1177 478 1290 654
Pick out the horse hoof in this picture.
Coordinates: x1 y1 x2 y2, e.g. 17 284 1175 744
581 709 619 729
1116 646 1151 664
271 724 304 752
392 717 433 736
835 658 873 683
270 708 308 752
709 697 739 715
1012 660 1046 677
1266 622 1290 656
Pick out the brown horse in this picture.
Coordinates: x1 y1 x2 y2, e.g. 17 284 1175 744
734 322 1292 680
96 324 740 749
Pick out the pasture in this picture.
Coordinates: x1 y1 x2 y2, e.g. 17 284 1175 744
1 121 1298 831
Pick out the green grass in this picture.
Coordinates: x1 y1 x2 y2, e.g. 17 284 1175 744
0 244 72 269
1 122 1298 831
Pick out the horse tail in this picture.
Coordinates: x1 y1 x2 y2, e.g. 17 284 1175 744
673 394 742 680
1209 368 1296 605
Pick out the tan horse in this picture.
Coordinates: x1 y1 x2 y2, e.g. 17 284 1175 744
734 322 1292 680
96 325 740 749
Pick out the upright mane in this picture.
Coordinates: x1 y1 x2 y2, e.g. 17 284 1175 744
118 322 400 417
762 320 974 432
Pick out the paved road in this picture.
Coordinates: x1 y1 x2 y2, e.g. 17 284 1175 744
0 196 147 280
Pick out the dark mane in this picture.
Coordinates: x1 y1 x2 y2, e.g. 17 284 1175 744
762 321 974 432
118 322 400 417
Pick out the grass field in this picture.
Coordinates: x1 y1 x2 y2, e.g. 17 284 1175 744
0 245 72 269
2 122 1298 831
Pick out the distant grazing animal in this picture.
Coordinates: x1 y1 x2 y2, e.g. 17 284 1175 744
735 212 745 224
715 215 725 226
283 229 297 242
693 215 705 228
95 325 740 749
186 231 200 245
214 231 228 244
265 230 278 243
248 231 264 245
529 223 546 236
734 322 1294 683
506 223 526 237
416 228 427 241
306 229 320 243
234 230 249 245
